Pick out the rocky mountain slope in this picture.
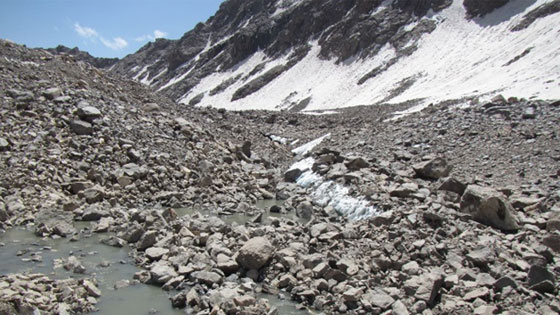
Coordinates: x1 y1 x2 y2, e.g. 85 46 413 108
111 0 560 113
1 38 559 314
47 45 119 69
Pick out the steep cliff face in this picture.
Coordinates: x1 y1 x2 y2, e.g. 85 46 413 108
111 0 560 112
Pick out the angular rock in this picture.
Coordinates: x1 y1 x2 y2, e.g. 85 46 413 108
413 157 452 179
460 185 520 231
145 247 169 260
236 237 274 270
191 271 223 286
284 168 303 182
150 262 178 284
362 289 394 310
527 265 556 293
76 106 102 121
70 120 93 135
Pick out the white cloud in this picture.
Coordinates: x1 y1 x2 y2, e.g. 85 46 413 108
153 30 167 39
74 23 98 39
73 22 129 51
100 37 129 50
135 29 168 42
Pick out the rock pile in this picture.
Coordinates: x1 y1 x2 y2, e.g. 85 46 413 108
0 39 559 314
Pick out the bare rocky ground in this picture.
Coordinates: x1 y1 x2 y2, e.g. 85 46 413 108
1 39 559 314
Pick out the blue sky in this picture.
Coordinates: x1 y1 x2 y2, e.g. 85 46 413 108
0 0 225 58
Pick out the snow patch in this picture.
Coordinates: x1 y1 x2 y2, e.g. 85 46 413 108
184 0 559 112
291 133 330 156
289 157 378 220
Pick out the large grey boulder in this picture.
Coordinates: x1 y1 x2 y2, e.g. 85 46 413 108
460 185 519 231
236 237 274 270
413 157 452 179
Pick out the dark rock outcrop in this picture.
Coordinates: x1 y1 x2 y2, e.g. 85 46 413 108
463 0 510 17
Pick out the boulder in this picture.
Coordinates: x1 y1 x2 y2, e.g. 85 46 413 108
413 157 452 179
236 237 274 270
69 120 93 135
284 168 303 182
527 265 556 293
150 262 178 284
77 106 102 122
460 185 519 231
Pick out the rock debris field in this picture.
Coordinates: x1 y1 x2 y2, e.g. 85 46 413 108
0 39 559 314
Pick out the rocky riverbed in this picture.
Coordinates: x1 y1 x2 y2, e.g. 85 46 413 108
1 39 559 314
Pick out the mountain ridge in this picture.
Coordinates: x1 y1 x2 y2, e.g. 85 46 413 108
109 0 560 113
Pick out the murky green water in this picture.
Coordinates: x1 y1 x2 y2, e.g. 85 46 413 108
0 227 183 315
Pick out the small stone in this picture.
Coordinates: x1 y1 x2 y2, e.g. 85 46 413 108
0 138 9 151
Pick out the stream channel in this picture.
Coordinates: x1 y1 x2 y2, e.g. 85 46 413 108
0 200 310 314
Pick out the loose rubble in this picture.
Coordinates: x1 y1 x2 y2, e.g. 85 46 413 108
1 38 559 314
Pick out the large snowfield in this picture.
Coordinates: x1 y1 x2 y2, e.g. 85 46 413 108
147 0 560 113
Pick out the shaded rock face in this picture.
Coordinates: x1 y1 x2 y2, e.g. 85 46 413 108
111 0 452 103
463 0 510 17
460 185 520 231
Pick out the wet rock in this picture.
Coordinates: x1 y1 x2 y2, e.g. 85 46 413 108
460 185 520 231
65 256 86 274
413 157 452 179
236 237 274 270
